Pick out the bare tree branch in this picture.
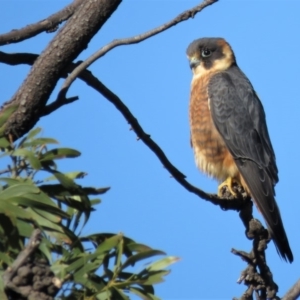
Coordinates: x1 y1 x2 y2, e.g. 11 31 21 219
1 0 122 141
78 72 253 212
0 51 245 211
42 96 79 116
57 0 218 100
0 0 84 46
231 198 280 300
282 279 300 300
0 51 38 66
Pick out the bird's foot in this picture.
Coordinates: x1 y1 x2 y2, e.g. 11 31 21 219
218 177 238 197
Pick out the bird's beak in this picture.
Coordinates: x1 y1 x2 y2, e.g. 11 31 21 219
189 56 201 69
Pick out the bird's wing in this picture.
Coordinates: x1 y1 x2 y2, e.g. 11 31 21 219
208 66 293 262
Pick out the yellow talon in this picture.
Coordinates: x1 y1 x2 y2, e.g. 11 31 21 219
218 177 238 197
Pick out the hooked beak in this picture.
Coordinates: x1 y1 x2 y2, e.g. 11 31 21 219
189 57 201 69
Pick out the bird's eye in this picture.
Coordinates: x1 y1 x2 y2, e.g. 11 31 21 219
202 49 212 57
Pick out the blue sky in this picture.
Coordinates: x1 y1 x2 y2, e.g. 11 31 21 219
1 1 300 299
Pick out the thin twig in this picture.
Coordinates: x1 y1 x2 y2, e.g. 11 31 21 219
42 96 79 116
0 0 84 46
57 0 218 100
282 279 300 300
0 51 38 66
0 168 10 176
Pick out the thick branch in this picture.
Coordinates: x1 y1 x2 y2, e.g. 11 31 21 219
3 229 42 285
58 0 218 100
1 0 122 141
3 229 61 300
0 0 84 46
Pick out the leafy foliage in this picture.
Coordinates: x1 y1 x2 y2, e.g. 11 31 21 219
0 128 178 299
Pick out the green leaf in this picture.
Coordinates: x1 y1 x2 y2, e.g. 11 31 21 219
39 184 74 196
117 271 135 281
0 177 32 187
65 254 91 274
129 287 160 300
146 256 180 272
43 170 79 190
0 184 39 200
90 198 101 206
11 148 41 170
136 284 154 295
115 237 123 271
96 290 113 300
43 171 87 182
39 238 53 264
0 137 10 148
40 148 81 161
121 250 165 271
21 191 59 208
39 184 92 215
26 208 65 233
0 201 33 220
32 208 62 223
84 274 106 291
96 234 123 254
26 127 42 140
0 213 21 251
139 270 170 285
39 178 91 227
40 160 57 170
73 263 99 280
111 287 129 300
22 137 58 148
80 233 133 248
15 219 33 238
82 187 110 195
0 252 14 266
51 261 69 278
47 224 77 242
72 257 106 285
126 243 152 253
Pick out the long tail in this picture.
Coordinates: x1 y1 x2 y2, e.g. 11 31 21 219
239 161 293 262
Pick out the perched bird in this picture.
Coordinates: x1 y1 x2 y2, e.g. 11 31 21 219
187 37 293 262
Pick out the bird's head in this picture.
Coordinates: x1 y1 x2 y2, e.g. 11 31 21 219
186 38 236 76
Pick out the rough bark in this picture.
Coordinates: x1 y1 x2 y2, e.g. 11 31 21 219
3 230 61 300
1 0 121 141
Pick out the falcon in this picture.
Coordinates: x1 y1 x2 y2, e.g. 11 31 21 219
187 37 293 262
